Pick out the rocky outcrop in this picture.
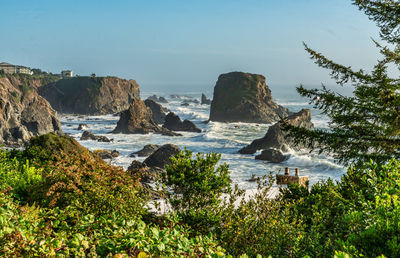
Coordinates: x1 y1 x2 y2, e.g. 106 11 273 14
94 149 120 159
255 149 288 163
0 75 61 146
144 99 168 124
201 93 211 105
130 144 160 157
80 131 112 142
39 76 140 115
163 112 202 133
239 109 313 154
143 144 181 168
112 99 180 136
147 95 168 103
209 72 290 123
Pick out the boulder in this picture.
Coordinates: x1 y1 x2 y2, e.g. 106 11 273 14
239 109 313 154
255 149 288 163
39 76 140 115
130 144 160 157
80 131 112 142
0 75 61 146
209 72 291 123
181 102 190 107
163 112 201 133
95 149 120 159
144 99 168 124
147 94 168 103
201 93 211 105
143 144 181 168
112 99 180 136
77 123 89 130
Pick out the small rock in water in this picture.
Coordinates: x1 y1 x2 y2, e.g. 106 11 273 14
130 144 160 157
255 148 288 163
77 123 89 130
246 174 260 182
80 131 112 142
95 149 120 159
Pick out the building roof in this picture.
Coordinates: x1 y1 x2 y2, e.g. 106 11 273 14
0 62 14 67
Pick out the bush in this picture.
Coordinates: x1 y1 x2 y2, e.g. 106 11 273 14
161 149 231 231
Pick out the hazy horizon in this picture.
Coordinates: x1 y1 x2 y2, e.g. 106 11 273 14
1 0 381 92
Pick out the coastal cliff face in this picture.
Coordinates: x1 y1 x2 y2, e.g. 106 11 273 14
239 109 313 154
209 72 290 123
39 76 140 115
0 75 61 146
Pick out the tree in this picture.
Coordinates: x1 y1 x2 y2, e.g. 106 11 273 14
284 0 400 164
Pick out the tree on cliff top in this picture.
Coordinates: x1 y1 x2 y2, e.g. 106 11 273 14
284 0 400 164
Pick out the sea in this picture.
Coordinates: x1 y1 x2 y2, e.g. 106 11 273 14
60 86 347 190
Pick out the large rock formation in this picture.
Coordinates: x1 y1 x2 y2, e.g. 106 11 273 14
239 109 313 154
209 72 290 123
112 99 180 136
163 112 202 133
144 99 168 124
39 76 140 115
0 75 61 146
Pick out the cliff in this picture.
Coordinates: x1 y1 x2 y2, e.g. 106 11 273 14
0 75 61 146
39 76 140 115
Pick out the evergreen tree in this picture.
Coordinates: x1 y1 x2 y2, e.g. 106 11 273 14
284 0 400 164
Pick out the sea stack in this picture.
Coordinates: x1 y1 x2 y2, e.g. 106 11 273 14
209 72 290 123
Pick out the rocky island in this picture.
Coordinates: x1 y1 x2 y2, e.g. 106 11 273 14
209 72 290 123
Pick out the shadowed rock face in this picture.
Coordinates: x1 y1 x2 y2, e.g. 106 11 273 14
201 93 211 105
144 99 168 124
39 76 140 115
255 149 289 163
163 112 201 133
143 144 181 168
0 75 61 146
209 72 291 123
130 144 160 157
112 99 180 136
239 109 313 154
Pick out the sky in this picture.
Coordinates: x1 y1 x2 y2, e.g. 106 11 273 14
1 0 382 93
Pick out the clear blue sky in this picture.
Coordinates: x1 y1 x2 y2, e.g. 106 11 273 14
1 0 381 92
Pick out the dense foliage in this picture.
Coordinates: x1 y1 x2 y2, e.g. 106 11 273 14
0 135 226 257
283 0 400 164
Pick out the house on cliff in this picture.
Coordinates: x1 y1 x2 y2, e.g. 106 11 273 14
0 62 33 75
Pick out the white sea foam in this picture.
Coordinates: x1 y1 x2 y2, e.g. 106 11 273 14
59 92 345 190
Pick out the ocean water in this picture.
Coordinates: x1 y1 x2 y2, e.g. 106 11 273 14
60 90 345 189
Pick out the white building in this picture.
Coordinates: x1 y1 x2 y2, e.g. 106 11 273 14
61 70 73 78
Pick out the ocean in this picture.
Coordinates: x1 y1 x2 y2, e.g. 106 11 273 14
60 88 346 190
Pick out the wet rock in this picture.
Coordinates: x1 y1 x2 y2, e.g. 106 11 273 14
209 72 291 123
77 123 89 130
112 99 180 136
130 144 160 157
144 99 168 124
239 109 313 154
201 93 211 105
163 112 201 133
181 102 190 107
143 144 181 168
95 149 120 159
80 131 112 142
255 149 288 163
147 95 168 103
